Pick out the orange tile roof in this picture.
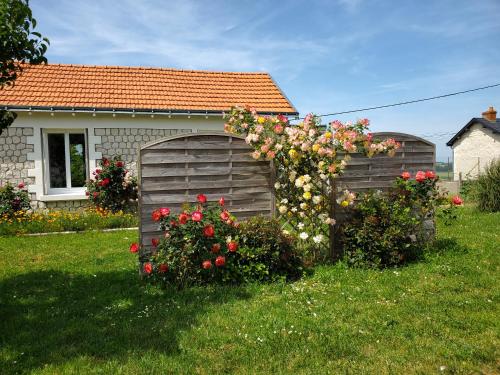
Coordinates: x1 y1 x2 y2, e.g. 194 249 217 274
0 63 297 115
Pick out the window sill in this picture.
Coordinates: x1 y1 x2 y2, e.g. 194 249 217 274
39 194 88 202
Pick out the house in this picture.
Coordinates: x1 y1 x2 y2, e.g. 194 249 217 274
0 63 297 210
446 106 500 180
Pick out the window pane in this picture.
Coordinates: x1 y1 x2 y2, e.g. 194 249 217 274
69 133 87 187
48 133 67 188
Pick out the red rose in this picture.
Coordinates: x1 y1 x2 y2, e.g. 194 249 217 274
115 161 124 168
197 194 207 204
203 225 215 237
93 192 99 199
211 243 221 253
415 171 426 183
425 170 436 179
143 262 153 274
17 182 25 189
159 263 169 273
215 255 226 267
159 207 170 217
129 242 139 253
170 220 177 227
220 210 230 221
103 158 110 167
152 210 162 222
95 169 101 175
202 260 212 270
218 197 225 206
277 114 288 123
452 195 463 206
227 241 238 252
191 211 203 222
151 238 160 247
401 172 411 180
178 212 190 224
85 191 90 196
100 178 110 187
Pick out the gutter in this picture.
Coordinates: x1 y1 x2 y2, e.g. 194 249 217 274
2 105 299 117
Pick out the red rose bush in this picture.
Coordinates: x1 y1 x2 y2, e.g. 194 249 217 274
131 193 305 287
86 156 138 213
140 194 241 287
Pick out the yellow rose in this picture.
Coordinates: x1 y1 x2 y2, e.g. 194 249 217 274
257 116 265 124
341 200 349 207
312 144 320 152
303 191 312 200
288 149 299 160
324 131 332 139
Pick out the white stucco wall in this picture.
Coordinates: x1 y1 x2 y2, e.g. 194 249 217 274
452 123 500 180
4 112 225 207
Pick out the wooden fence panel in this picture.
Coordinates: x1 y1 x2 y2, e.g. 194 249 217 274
138 132 275 249
336 132 435 193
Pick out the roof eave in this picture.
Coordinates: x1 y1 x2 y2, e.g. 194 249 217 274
2 105 299 117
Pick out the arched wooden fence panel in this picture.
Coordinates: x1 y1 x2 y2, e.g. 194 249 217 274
138 132 275 249
337 132 435 192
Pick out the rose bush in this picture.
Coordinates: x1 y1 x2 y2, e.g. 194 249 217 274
86 157 137 212
224 106 400 259
0 182 30 217
138 194 240 288
131 194 306 287
340 171 463 268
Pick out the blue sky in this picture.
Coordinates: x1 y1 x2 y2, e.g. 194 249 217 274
31 0 500 161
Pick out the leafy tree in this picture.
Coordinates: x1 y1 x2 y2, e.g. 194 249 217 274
0 0 49 134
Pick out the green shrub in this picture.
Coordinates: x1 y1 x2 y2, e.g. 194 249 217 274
340 190 421 268
475 159 500 212
238 216 304 282
339 170 461 268
86 157 137 213
0 182 30 217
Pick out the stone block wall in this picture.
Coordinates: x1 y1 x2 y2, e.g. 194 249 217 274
0 127 35 187
94 128 192 175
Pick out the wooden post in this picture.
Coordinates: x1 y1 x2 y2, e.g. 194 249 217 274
328 177 339 261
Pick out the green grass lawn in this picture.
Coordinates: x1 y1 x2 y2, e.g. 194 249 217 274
0 207 498 374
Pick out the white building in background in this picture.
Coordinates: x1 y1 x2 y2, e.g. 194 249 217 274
447 106 500 180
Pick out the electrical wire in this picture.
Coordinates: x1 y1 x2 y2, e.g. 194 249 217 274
293 83 500 120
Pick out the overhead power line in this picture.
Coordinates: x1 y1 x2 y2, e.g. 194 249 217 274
294 82 500 120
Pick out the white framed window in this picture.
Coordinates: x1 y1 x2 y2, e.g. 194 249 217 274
42 129 88 195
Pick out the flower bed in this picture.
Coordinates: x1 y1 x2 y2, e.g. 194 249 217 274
0 208 138 236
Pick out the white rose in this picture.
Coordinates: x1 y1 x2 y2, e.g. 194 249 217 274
298 222 305 230
303 183 311 192
313 196 322 204
313 234 323 244
278 205 287 214
274 182 281 190
299 232 309 240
